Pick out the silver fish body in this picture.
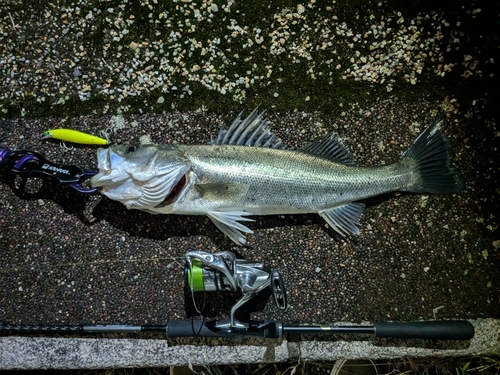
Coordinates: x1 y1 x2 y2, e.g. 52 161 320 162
91 109 464 244
164 145 411 214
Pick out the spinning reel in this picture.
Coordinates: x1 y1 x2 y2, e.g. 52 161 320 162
185 251 287 329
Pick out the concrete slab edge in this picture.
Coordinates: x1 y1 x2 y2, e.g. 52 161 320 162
0 319 498 370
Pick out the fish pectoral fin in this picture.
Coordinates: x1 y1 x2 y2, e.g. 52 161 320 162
195 182 249 200
208 211 254 245
319 202 365 236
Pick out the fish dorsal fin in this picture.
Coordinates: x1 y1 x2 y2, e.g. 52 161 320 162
300 133 357 166
212 108 287 149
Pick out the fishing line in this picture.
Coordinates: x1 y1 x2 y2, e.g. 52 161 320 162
0 255 187 275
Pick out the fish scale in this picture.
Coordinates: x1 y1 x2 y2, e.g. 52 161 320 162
179 145 407 214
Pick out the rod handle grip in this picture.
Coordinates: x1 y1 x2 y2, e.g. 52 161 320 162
167 320 282 338
374 320 474 340
167 320 224 338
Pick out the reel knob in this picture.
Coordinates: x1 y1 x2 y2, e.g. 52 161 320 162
271 269 287 310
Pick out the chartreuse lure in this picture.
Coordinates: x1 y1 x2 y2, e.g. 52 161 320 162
43 129 110 145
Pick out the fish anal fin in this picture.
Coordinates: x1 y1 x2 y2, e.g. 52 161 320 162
319 202 365 236
301 134 356 166
195 182 249 200
208 211 254 245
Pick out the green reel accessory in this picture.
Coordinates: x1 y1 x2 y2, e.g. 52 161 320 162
186 259 205 292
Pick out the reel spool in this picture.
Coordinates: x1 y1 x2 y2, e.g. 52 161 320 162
185 251 287 329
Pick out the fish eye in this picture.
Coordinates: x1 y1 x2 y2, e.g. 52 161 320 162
127 146 137 153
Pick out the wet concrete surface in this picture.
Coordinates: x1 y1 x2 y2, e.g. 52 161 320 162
0 99 498 336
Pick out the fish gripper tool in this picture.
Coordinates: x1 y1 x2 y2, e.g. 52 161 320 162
0 147 97 194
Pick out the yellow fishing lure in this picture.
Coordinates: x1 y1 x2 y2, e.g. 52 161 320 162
43 129 110 145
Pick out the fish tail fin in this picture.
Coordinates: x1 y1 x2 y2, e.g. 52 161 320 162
400 120 464 194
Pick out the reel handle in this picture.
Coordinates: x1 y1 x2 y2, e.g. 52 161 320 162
271 269 287 310
374 320 474 340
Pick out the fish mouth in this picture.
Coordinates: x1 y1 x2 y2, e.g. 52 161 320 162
98 148 113 171
90 148 119 186
155 174 187 208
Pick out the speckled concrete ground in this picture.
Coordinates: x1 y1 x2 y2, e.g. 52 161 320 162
1 0 499 370
1 99 498 333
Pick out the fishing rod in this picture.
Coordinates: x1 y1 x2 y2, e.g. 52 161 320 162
0 319 476 340
1 250 475 341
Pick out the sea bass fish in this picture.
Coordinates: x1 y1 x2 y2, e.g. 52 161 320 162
90 109 464 245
